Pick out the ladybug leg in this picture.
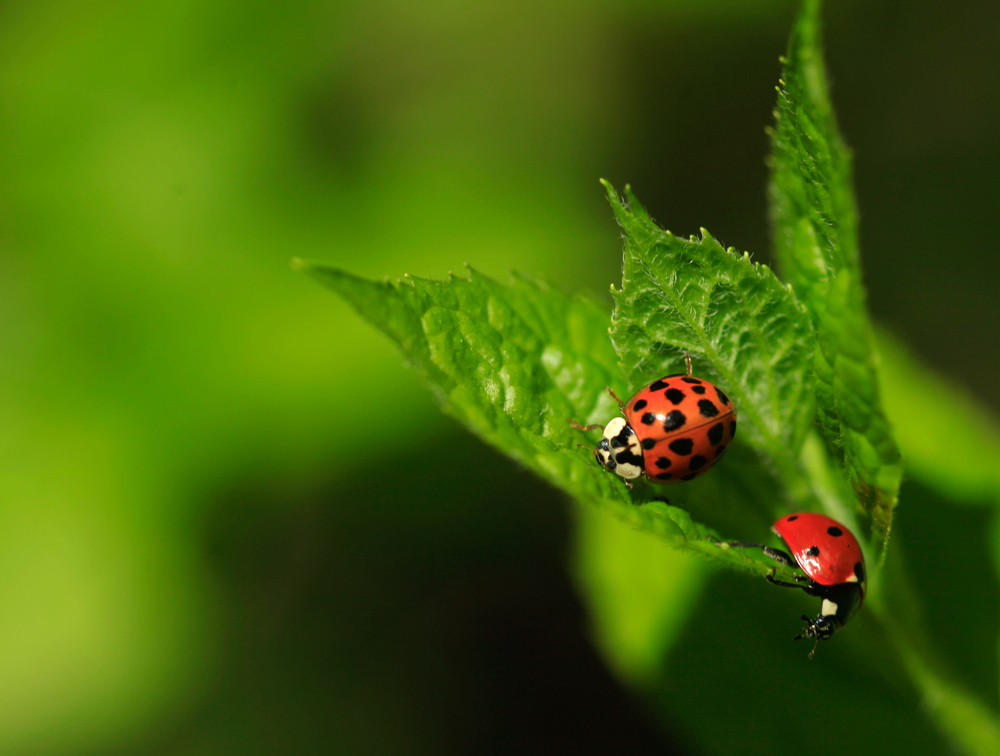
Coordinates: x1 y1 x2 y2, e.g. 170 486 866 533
605 386 625 413
726 543 807 578
568 419 604 432
762 546 796 567
765 572 811 591
726 542 795 566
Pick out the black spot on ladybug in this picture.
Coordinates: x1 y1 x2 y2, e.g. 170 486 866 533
681 473 699 481
641 438 656 450
827 526 843 537
668 438 694 455
641 413 656 425
698 399 719 418
807 546 820 557
655 457 672 469
649 380 668 391
691 385 706 394
681 377 702 384
615 450 644 468
633 399 647 411
714 444 726 458
663 411 686 432
655 472 672 480
665 388 685 404
688 455 708 472
854 562 865 583
611 426 633 448
730 419 737 438
716 387 730 405
708 422 724 445
787 515 798 521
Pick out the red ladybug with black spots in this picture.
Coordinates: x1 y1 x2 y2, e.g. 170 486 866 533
731 512 867 657
570 356 737 488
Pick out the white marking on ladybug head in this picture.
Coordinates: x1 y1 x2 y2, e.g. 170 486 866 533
602 417 628 442
614 460 643 480
821 598 839 618
845 573 859 583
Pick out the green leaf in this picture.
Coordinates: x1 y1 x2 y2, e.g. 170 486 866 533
298 260 799 579
605 182 821 524
768 0 902 545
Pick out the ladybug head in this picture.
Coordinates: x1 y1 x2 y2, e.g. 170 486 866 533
595 418 644 481
793 614 836 659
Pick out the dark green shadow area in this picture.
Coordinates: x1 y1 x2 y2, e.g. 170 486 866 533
119 432 683 756
649 566 950 755
891 480 1000 712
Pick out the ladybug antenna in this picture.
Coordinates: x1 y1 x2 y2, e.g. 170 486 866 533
604 386 625 413
792 615 822 658
576 444 600 453
792 615 812 641
684 352 693 376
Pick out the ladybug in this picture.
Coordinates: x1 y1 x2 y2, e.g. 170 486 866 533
731 512 867 658
570 357 736 487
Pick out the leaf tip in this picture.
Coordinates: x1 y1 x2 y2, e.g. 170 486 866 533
599 177 620 203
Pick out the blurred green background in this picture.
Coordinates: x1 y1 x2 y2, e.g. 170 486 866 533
4 0 1000 753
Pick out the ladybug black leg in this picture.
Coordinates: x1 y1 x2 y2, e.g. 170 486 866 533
762 547 796 567
605 386 625 413
568 419 604 432
765 571 811 591
726 542 795 566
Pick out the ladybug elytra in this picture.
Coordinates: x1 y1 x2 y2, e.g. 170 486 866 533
570 357 737 488
732 512 867 657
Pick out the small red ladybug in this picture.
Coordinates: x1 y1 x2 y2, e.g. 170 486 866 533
731 512 867 657
570 356 736 488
